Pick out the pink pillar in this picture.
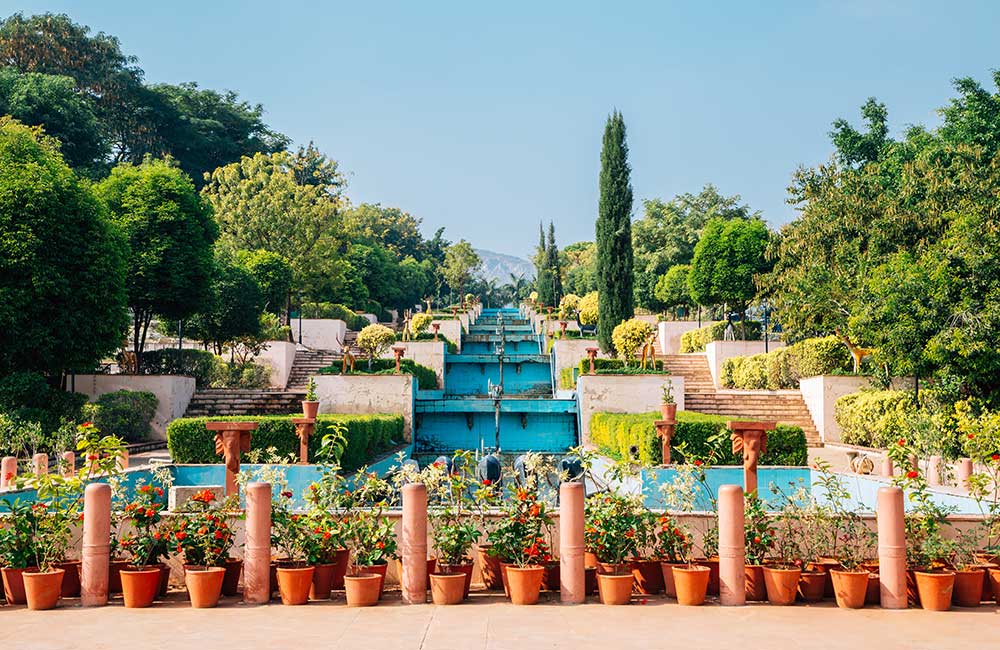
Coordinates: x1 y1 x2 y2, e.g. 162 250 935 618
0 455 16 488
61 451 75 477
957 458 974 490
718 484 746 606
401 483 428 604
881 456 894 477
927 455 941 486
559 481 585 603
32 452 48 477
877 486 907 609
117 449 129 472
81 482 111 606
244 482 271 604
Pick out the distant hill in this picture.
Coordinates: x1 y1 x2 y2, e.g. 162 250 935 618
475 249 535 284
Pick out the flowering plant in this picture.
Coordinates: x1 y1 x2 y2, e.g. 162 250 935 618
584 493 646 567
812 460 874 570
344 466 398 569
118 480 168 568
655 515 692 563
303 466 350 564
170 489 239 568
487 488 553 568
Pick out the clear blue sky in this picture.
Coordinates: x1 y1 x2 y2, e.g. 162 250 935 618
12 1 1000 257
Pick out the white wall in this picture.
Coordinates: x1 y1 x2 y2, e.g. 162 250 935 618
544 319 581 337
251 341 297 389
657 321 701 355
552 339 606 384
313 374 414 441
800 375 909 444
359 313 378 325
297 319 346 351
380 341 446 388
69 374 196 439
705 340 787 388
576 374 685 445
431 319 463 352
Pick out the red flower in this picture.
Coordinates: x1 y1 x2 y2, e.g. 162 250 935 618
214 530 224 539
693 460 703 467
323 531 332 541
968 434 975 439
906 470 919 479
753 536 761 544
528 504 541 518
175 531 188 541
482 479 492 486
897 438 906 447
376 541 385 549
81 422 93 428
3 472 14 482
992 454 1000 462
155 487 164 496
282 491 293 499
625 529 635 538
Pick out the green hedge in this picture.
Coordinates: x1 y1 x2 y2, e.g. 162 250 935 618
299 302 370 331
166 414 403 471
589 411 807 466
835 390 915 449
398 332 458 354
575 358 667 375
679 321 762 353
721 336 851 390
317 358 438 390
88 390 158 443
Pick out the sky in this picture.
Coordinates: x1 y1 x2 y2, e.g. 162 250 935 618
9 1 1000 257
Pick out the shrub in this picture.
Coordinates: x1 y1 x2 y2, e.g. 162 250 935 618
410 313 433 335
578 291 599 325
356 324 396 359
166 414 403 471
210 361 270 389
721 336 852 390
317 359 438 390
89 390 158 443
559 366 577 390
679 321 763 353
835 390 915 449
559 293 580 319
611 318 655 364
0 371 87 435
576 358 666 375
299 302 370 331
589 411 807 466
140 348 220 388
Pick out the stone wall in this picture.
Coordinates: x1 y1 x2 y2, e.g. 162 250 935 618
251 341 297 389
552 339 607 385
379 340 446 388
657 321 701 355
297 319 346 351
68 374 196 438
313 375 414 441
705 340 787 388
800 375 910 444
430 319 463 352
576 374 685 444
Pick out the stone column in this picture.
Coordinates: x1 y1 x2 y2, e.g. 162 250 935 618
206 421 258 497
117 449 129 472
877 486 907 609
718 485 746 606
401 483 428 604
726 421 775 496
927 455 942 487
244 482 271 604
559 481 585 603
81 482 112 606
32 452 48 477
957 458 974 490
292 418 316 464
1 456 16 488
881 456 894 478
61 451 76 477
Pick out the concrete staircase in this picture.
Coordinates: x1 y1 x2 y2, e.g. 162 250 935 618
287 349 340 391
660 353 822 447
183 389 304 417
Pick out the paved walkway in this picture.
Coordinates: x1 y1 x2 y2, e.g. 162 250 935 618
2 592 995 650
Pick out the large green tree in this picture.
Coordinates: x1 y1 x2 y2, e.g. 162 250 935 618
95 157 216 368
441 240 482 301
562 241 597 295
234 249 294 317
0 117 127 375
184 252 265 354
654 264 692 317
688 217 770 316
595 111 634 352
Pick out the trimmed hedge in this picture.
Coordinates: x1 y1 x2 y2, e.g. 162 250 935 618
590 411 807 466
299 302 370 331
88 390 158 443
835 390 914 449
575 358 667 375
166 414 403 471
398 332 458 354
721 336 851 390
317 358 438 390
679 321 762 353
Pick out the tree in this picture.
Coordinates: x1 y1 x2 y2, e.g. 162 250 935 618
95 157 216 368
343 202 427 260
234 249 294 317
546 222 563 305
441 240 481 301
184 252 265 355
595 110 634 353
202 150 345 299
689 217 770 316
563 241 597 295
533 222 553 306
654 265 691 317
0 68 106 171
0 117 127 375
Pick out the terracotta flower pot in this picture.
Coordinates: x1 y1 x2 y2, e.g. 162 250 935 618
584 566 598 596
157 563 171 597
477 544 504 591
660 561 683 598
762 566 800 606
277 565 315 605
2 566 37 604
358 561 388 599
310 563 336 600
797 571 826 602
597 573 634 605
673 565 710 606
302 400 319 419
397 557 436 592
807 558 840 599
542 561 560 592
914 570 954 612
696 557 720 596
430 572 466 605
437 561 474 599
23 568 64 611
630 559 663 595
330 548 350 590
660 403 677 421
500 562 512 598
987 567 1000 604
906 569 920 607
953 567 985 607
830 569 869 609
121 567 161 608
597 561 629 576
185 566 226 608
745 564 766 601
55 560 81 598
222 558 243 597
584 551 598 569
506 565 544 605
108 559 129 595
344 573 380 607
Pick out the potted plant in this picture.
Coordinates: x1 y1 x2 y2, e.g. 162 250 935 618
743 492 774 601
660 383 677 421
487 487 552 605
302 377 319 419
814 464 874 609
117 480 168 608
763 483 806 605
585 493 643 605
171 489 237 608
428 502 476 605
271 488 318 605
951 528 987 607
0 500 40 606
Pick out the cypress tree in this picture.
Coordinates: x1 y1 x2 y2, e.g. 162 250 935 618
546 221 563 305
534 221 553 306
595 110 634 352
